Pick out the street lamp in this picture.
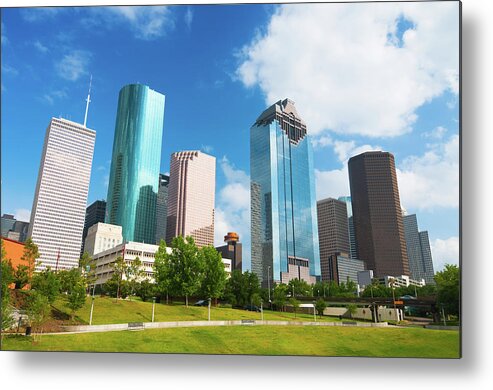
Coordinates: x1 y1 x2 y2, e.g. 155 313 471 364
313 301 316 322
389 278 398 322
152 297 156 323
267 265 271 306
208 298 211 322
89 283 96 326
260 300 264 321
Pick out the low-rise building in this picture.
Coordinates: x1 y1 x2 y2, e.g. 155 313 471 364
216 232 242 272
327 252 365 285
378 274 426 288
84 222 123 256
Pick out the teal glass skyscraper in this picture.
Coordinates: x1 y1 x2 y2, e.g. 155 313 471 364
106 84 165 244
250 99 320 286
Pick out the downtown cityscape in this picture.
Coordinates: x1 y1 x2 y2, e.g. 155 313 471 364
1 2 460 358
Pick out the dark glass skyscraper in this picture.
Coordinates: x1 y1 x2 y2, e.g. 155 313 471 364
348 151 409 277
155 173 169 244
250 99 320 286
81 200 106 255
106 84 165 244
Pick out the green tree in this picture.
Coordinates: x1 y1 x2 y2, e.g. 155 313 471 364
26 291 50 340
154 240 172 304
224 270 260 307
57 268 83 294
272 284 288 311
1 245 15 336
31 267 61 304
13 265 30 289
111 256 129 300
79 251 97 290
66 282 87 321
346 303 358 319
199 246 227 305
21 238 40 281
167 236 203 307
102 273 130 299
289 297 300 318
288 279 311 298
137 279 156 302
313 281 330 297
315 298 327 317
251 292 262 308
127 256 146 300
435 264 460 317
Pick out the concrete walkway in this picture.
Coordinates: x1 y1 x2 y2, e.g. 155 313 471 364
41 319 389 335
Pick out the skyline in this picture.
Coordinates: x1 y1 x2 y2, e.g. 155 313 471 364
1 2 460 272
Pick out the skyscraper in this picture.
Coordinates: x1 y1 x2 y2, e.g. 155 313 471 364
338 196 358 259
155 173 169 244
166 151 215 247
250 99 320 286
348 151 409 277
216 232 243 272
403 214 435 284
106 84 165 244
81 200 106 255
28 117 96 270
317 198 351 282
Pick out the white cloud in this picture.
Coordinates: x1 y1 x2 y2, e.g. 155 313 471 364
14 209 31 222
422 126 447 140
237 2 459 138
201 145 214 154
215 157 251 269
397 134 459 211
56 50 91 81
1 22 7 45
40 89 67 105
33 40 48 53
184 7 193 30
105 6 174 40
431 236 459 272
2 64 18 76
22 7 61 22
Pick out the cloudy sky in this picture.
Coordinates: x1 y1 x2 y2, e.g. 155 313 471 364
1 1 459 272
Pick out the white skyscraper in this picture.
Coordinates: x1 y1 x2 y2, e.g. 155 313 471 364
28 117 96 270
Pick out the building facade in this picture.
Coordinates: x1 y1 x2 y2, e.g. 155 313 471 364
155 173 169 244
81 200 106 255
166 151 216 248
28 118 96 270
84 222 123 257
106 84 165 245
348 151 409 278
1 214 16 237
2 214 30 243
216 232 243 272
327 252 365 285
250 99 320 286
317 197 351 282
338 196 358 259
403 214 435 285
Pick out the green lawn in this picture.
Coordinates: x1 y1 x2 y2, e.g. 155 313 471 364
51 296 343 325
2 325 459 358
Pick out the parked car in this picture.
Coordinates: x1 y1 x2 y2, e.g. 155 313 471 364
399 295 417 300
243 304 261 312
194 299 209 306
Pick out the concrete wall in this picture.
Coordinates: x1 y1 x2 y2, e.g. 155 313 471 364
322 306 403 321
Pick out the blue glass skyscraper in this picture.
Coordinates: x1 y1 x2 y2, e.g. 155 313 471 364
106 84 165 244
250 99 320 286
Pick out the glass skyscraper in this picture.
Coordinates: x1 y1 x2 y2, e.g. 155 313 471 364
106 84 165 244
250 99 320 286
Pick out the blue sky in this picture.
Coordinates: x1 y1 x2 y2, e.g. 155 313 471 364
1 2 459 272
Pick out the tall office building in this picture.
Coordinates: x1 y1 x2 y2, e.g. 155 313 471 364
166 151 215 247
317 198 351 282
348 151 409 277
106 84 165 244
81 200 106 255
1 214 16 237
216 232 243 272
155 173 169 244
403 214 435 285
338 196 358 259
28 117 96 270
250 99 320 286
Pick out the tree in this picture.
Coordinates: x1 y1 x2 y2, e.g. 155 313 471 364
166 236 203 306
287 279 311 298
199 246 227 305
154 240 172 304
346 303 358 319
1 247 15 336
313 281 330 298
13 265 30 289
31 267 61 304
272 284 288 311
289 297 300 318
103 273 130 299
21 238 40 281
224 270 260 307
79 251 97 290
127 256 146 300
57 268 83 294
315 298 327 317
435 264 460 317
111 256 129 300
137 279 156 302
251 292 262 308
26 291 50 341
66 282 87 321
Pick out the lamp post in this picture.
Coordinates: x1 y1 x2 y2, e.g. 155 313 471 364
261 300 264 321
389 278 397 322
267 265 271 306
152 297 156 323
89 283 96 326
208 298 211 322
313 301 316 322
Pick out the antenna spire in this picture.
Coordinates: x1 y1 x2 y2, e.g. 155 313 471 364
83 74 92 127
